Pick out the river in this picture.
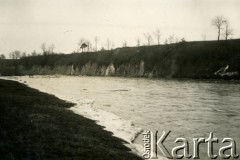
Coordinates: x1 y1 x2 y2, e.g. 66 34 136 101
6 76 240 159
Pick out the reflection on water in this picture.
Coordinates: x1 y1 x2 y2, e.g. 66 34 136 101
15 76 240 159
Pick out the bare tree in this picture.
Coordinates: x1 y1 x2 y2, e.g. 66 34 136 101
111 41 115 50
106 39 110 50
136 37 141 47
123 40 127 47
175 38 179 43
31 50 37 56
180 38 186 43
48 44 55 54
9 50 21 59
21 52 27 58
9 51 21 75
94 36 99 51
222 19 233 40
211 16 225 41
164 39 168 45
40 43 47 55
88 41 93 52
0 54 5 59
168 34 175 44
154 29 161 45
86 40 91 52
144 33 153 45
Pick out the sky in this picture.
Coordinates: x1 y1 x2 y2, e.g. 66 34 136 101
0 0 240 56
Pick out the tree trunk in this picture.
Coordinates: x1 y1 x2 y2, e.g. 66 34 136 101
225 25 228 40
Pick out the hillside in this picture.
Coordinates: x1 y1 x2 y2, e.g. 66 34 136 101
1 39 240 79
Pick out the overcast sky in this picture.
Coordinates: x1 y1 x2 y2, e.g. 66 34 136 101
0 0 240 56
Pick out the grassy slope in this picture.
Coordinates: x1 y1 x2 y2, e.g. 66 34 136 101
0 79 142 160
2 39 240 78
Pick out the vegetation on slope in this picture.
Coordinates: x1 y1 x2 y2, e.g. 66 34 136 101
0 79 142 160
1 39 240 79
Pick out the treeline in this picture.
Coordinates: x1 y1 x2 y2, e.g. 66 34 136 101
1 39 240 79
0 15 235 60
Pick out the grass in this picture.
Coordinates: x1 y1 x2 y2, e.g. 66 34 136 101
0 79 142 160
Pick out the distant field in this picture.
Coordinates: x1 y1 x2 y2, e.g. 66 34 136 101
0 79 142 160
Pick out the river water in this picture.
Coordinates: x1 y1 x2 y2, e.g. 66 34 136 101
7 76 240 159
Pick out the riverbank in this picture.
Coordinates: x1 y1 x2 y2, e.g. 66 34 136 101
1 39 240 79
0 79 142 159
5 75 240 160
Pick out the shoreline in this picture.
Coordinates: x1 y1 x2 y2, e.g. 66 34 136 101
69 101 144 156
3 74 240 82
0 78 143 159
2 75 203 160
2 76 146 157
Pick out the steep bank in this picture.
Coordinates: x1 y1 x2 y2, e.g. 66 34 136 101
1 39 240 79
